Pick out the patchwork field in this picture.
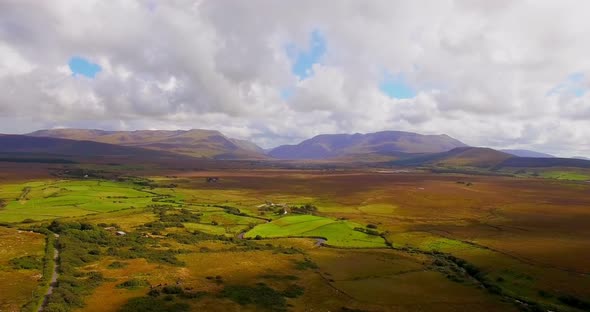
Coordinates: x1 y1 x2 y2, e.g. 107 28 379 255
245 215 387 248
0 179 167 222
1 168 589 312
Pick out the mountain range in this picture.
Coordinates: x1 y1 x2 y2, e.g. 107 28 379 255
0 128 588 170
27 129 266 159
268 131 467 160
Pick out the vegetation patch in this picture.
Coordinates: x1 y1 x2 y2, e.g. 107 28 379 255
294 258 319 271
9 255 43 270
118 296 190 312
107 261 128 269
245 215 387 248
0 180 165 223
220 283 288 311
116 279 150 289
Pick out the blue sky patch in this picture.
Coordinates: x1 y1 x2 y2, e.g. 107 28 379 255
379 73 416 99
286 30 326 79
68 56 101 78
280 87 295 100
548 72 587 97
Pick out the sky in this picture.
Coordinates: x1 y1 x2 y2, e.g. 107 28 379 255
1 1 590 157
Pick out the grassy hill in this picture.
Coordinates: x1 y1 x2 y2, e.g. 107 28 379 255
392 147 514 168
27 129 266 159
0 135 190 164
497 157 590 168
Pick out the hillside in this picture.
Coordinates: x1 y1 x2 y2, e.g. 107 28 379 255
27 129 266 159
497 157 590 169
392 147 514 168
0 135 185 163
501 149 555 158
268 131 467 160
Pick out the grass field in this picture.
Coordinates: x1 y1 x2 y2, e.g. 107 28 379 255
0 227 45 311
539 170 590 181
0 180 166 222
0 168 589 312
245 215 388 248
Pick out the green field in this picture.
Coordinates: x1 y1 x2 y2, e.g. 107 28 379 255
539 170 590 181
245 215 387 248
0 180 170 223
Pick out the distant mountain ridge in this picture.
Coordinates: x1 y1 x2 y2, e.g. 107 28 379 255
501 149 555 158
0 135 181 161
27 129 266 159
392 147 514 168
268 131 467 160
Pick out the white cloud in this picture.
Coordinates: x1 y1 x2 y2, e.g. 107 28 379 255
0 0 589 156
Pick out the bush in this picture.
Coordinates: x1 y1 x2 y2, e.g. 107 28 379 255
148 289 160 297
161 285 183 294
107 261 128 269
10 255 43 270
294 258 318 270
116 279 150 289
282 284 304 298
221 284 287 311
291 204 318 215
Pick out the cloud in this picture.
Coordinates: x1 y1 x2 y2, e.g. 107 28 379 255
0 1 590 157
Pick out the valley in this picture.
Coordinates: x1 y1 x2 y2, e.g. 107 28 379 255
1 164 589 312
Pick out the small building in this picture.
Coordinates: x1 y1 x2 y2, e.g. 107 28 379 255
205 177 219 183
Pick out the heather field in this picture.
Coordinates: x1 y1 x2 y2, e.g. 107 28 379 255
1 168 589 312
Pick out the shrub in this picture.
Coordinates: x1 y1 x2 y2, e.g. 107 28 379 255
10 255 43 270
282 284 304 298
107 261 128 269
221 284 287 311
294 259 318 270
116 279 150 289
161 285 183 295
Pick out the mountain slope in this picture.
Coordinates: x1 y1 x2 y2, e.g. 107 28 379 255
501 149 555 158
268 131 467 160
27 129 266 159
497 157 590 169
0 135 184 162
392 147 514 168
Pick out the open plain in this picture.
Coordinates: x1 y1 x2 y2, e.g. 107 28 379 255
1 165 589 312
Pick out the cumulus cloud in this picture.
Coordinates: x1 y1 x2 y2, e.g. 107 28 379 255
1 0 590 156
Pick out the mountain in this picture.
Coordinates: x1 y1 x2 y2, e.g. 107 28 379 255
0 135 183 163
268 131 467 160
497 157 590 169
572 156 590 160
392 147 514 168
229 138 266 154
27 129 266 159
501 149 555 158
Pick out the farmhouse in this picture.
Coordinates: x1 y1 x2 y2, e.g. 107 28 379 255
205 177 219 183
